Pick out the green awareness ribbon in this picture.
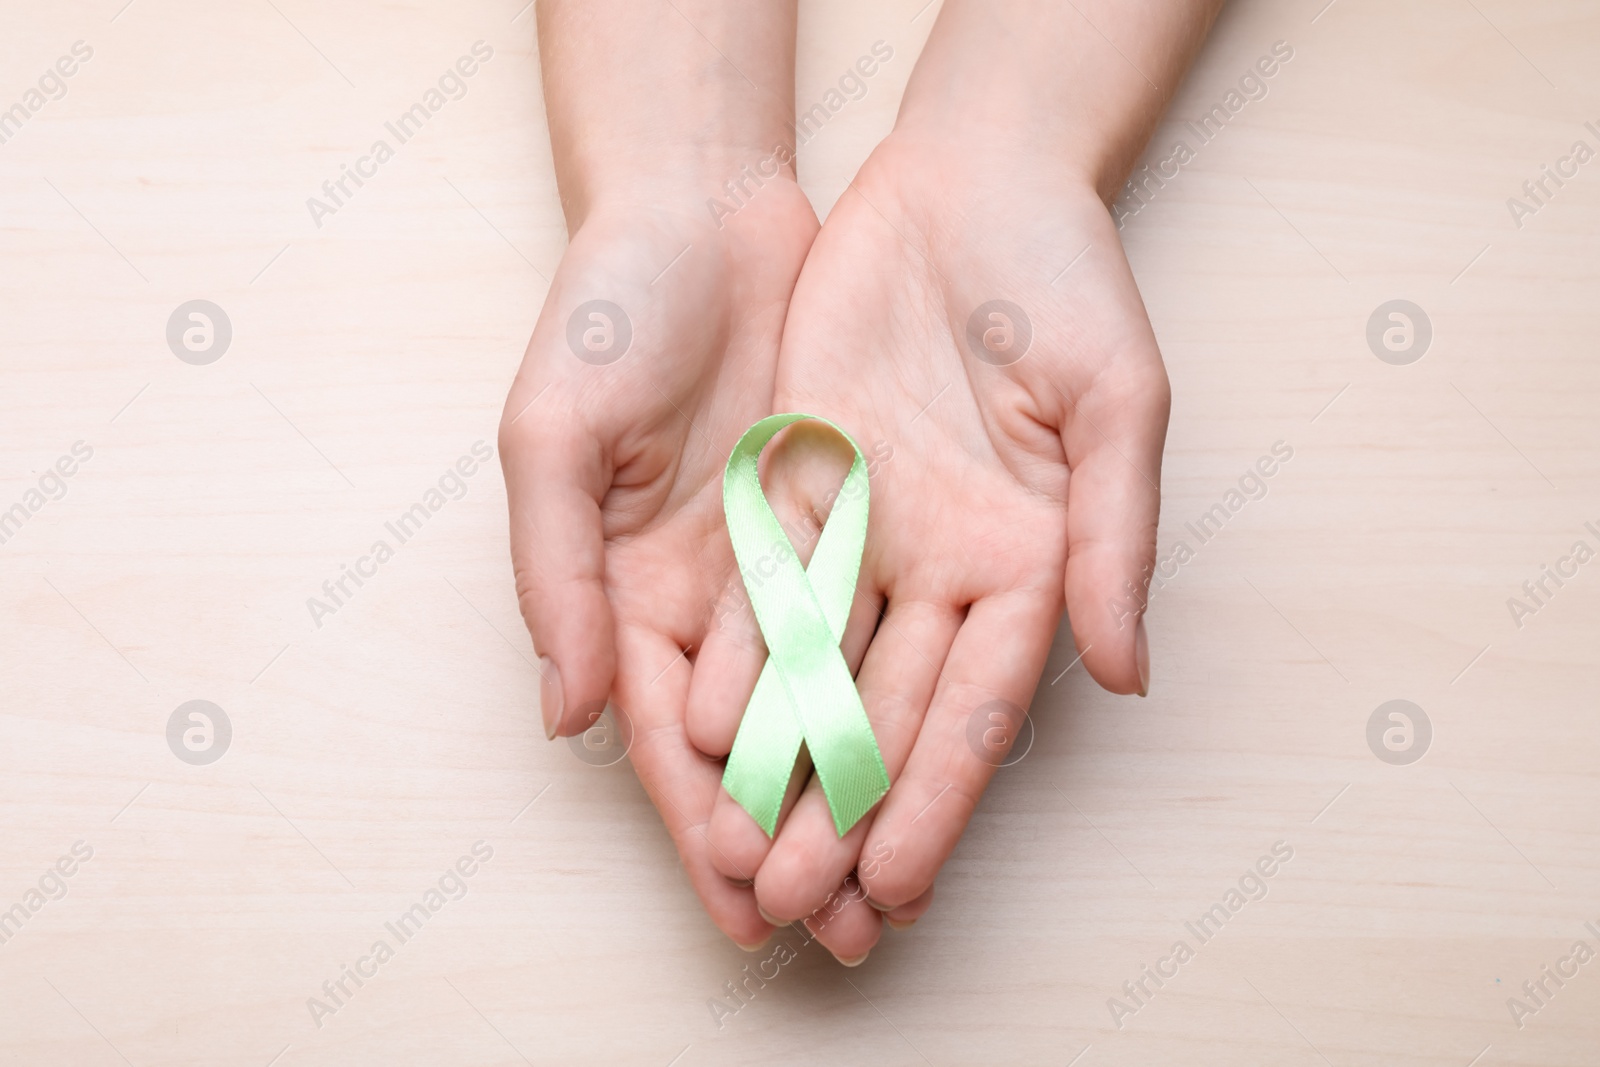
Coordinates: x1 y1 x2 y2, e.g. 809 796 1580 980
720 413 889 838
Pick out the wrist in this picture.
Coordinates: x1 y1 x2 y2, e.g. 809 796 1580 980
573 168 815 265
890 0 1210 207
539 0 802 230
858 128 1104 228
560 142 801 233
884 117 1108 204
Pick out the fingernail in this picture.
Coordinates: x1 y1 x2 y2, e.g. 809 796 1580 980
864 896 895 913
727 877 754 888
737 935 771 953
757 905 786 926
885 917 917 931
1134 617 1150 697
539 656 563 739
835 951 870 967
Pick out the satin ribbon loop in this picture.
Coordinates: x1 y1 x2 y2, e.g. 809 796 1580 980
720 414 889 838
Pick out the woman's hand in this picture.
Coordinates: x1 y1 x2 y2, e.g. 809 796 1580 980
503 0 892 954
498 183 821 948
692 132 1171 947
686 0 1221 960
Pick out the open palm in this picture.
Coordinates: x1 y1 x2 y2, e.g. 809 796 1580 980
498 188 828 948
690 136 1172 957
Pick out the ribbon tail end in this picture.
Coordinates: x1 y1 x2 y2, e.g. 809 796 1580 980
829 782 890 839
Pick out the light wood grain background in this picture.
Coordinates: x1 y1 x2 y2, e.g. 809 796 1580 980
3 0 1598 1064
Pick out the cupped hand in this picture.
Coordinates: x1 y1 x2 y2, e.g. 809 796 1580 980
690 134 1172 948
499 184 873 949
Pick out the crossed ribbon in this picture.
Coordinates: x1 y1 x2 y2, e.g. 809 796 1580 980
720 413 889 837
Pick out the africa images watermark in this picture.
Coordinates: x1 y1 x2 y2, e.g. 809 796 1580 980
1106 441 1295 630
705 40 895 228
1504 521 1600 631
1505 120 1600 230
0 40 94 147
1107 840 1295 1030
305 441 494 628
0 440 95 548
1114 40 1295 228
305 41 495 228
706 846 895 1031
168 699 232 766
1367 699 1431 766
1506 921 1600 1030
306 841 494 1029
0 841 95 949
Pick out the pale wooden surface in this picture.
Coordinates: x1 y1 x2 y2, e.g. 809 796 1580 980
3 1 1599 1064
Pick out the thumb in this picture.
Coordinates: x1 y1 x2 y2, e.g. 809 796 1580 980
1061 364 1169 696
499 399 615 738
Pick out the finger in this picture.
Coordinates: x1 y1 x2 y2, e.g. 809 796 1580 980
685 571 766 759
612 622 772 948
801 874 882 966
703 582 886 883
880 884 934 930
499 405 615 739
1060 356 1170 696
857 588 1059 910
752 597 961 921
707 751 807 883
